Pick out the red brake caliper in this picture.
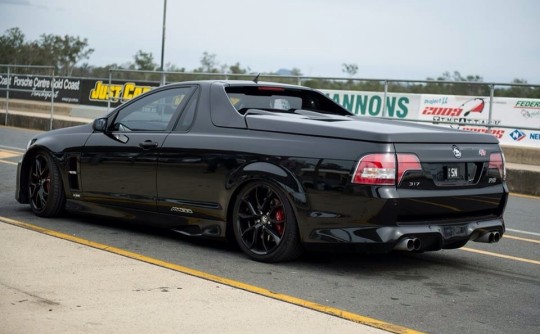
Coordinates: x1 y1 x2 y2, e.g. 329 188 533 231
274 208 285 235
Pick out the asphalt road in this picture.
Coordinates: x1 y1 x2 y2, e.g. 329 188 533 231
1 125 539 333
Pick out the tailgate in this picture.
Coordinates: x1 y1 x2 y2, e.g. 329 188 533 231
394 143 507 223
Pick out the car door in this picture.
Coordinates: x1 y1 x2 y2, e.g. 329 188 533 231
80 86 195 212
156 89 247 230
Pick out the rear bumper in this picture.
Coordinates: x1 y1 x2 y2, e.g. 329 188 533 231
303 217 505 253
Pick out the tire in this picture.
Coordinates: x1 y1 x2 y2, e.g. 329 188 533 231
232 181 303 262
28 151 65 217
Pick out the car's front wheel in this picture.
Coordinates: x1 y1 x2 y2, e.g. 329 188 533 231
233 181 303 262
28 151 65 217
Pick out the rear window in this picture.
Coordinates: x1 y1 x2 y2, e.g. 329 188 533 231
225 86 351 116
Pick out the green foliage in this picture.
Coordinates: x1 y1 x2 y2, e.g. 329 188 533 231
0 27 25 64
0 27 94 75
342 63 358 77
2 28 539 98
132 50 157 71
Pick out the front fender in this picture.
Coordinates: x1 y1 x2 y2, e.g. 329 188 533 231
16 145 63 204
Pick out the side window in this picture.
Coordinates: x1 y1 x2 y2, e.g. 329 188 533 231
174 90 199 131
112 87 194 132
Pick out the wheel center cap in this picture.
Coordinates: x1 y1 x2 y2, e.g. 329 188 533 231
261 215 270 225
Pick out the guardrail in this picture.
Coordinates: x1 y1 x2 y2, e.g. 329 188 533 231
1 66 539 142
1 64 56 130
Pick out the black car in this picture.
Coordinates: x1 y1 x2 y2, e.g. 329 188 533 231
15 80 508 262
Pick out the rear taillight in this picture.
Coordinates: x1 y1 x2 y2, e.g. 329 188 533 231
489 152 506 180
352 153 422 186
352 153 396 185
397 154 422 184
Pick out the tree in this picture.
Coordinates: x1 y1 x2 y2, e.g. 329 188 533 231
342 63 358 77
133 50 157 71
0 28 94 75
37 34 94 75
290 67 303 76
229 62 250 74
197 51 219 73
0 27 25 64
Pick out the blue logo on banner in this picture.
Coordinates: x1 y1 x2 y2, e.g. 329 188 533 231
509 129 526 141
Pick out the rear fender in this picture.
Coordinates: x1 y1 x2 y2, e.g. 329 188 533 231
225 161 309 238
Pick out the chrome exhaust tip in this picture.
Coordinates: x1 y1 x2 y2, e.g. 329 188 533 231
394 238 421 251
474 232 501 243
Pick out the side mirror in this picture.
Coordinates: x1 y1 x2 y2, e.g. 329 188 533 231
92 118 108 132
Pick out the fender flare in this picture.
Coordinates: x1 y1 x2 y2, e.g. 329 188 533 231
17 145 68 204
224 161 309 238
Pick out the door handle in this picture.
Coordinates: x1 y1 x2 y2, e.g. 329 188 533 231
139 140 159 149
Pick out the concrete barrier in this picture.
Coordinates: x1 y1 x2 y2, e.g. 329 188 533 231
506 167 540 197
501 146 540 165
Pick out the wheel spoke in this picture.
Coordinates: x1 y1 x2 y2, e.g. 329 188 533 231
29 183 38 196
250 225 262 249
34 158 42 176
40 166 49 178
238 211 256 219
255 186 262 210
264 226 282 244
38 188 46 208
260 188 275 212
242 198 259 216
241 223 257 238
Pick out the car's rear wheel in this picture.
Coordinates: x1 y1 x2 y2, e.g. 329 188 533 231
28 151 65 217
233 181 303 262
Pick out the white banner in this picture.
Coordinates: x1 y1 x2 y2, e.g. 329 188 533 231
320 89 420 120
321 89 540 148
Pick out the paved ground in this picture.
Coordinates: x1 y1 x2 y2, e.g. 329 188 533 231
1 125 539 334
0 221 390 334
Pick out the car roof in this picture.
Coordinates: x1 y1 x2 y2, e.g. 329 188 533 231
165 80 313 90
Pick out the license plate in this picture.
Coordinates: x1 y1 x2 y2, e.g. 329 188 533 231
445 166 461 180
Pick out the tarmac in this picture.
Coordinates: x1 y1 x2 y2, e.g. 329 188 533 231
0 102 537 334
0 219 391 334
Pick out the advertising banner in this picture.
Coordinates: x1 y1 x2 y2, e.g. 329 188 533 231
418 94 540 148
79 79 158 107
322 89 539 148
320 89 420 120
0 75 159 108
0 74 83 104
1 78 538 148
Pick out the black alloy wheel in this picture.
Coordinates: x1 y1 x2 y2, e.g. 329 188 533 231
233 181 303 262
28 151 65 217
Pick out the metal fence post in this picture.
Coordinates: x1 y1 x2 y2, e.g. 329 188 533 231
488 84 494 131
107 69 112 112
49 69 55 130
382 80 388 118
4 66 10 126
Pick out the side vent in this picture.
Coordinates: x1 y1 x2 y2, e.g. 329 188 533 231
67 157 81 191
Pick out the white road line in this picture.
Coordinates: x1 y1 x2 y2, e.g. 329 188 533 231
506 228 540 237
0 145 25 152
